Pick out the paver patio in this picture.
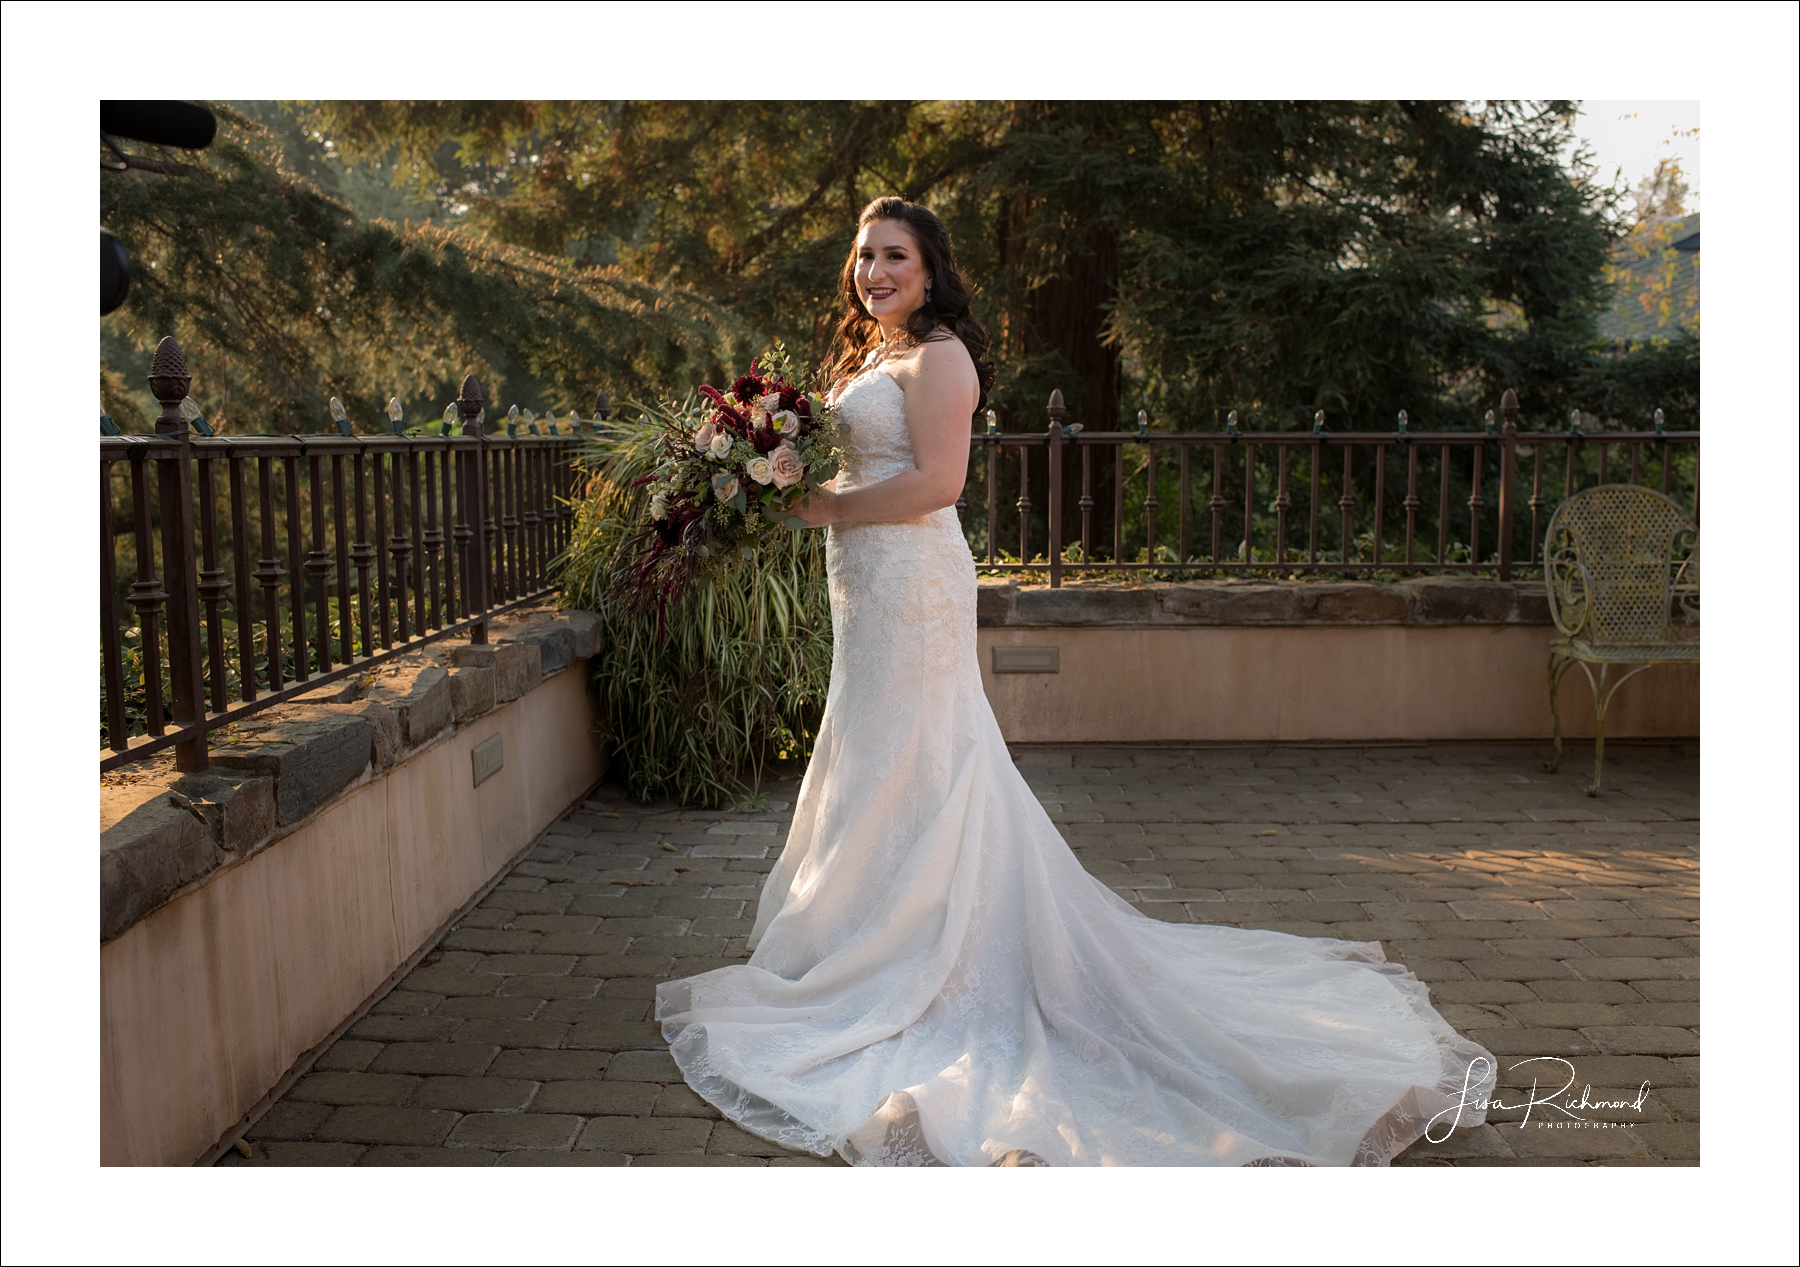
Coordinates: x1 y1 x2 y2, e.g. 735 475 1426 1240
220 739 1698 1168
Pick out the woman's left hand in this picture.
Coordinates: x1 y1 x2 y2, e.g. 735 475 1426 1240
791 483 838 528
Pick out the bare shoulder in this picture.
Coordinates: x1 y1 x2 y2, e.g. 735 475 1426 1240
893 331 976 389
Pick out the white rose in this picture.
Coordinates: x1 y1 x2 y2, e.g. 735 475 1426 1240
708 431 733 460
693 421 717 453
749 405 767 427
746 455 775 485
650 493 668 520
769 443 804 490
714 476 740 503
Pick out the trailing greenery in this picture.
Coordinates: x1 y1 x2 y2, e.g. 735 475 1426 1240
561 406 833 808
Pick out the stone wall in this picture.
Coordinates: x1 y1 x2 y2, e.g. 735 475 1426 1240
975 578 1698 744
99 607 606 1166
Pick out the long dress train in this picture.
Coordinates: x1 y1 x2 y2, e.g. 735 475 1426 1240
655 366 1495 1166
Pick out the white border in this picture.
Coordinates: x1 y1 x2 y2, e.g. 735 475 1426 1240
5 3 1796 1264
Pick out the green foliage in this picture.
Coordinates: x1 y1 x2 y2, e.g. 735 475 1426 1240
294 100 1688 436
561 408 832 808
101 104 740 434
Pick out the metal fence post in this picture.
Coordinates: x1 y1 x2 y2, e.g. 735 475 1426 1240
1498 388 1519 582
458 375 490 643
1047 389 1065 588
148 336 208 771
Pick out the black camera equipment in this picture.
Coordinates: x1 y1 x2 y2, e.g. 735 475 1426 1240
101 101 217 315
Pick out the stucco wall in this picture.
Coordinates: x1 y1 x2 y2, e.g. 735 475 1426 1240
978 624 1697 744
100 663 602 1167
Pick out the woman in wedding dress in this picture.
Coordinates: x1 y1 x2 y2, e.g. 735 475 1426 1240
655 197 1495 1166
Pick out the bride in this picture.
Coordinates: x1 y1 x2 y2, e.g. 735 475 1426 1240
655 197 1495 1166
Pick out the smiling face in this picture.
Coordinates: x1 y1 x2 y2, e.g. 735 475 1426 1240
854 219 931 336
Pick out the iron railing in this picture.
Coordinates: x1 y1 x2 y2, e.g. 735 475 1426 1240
101 336 595 773
960 388 1699 587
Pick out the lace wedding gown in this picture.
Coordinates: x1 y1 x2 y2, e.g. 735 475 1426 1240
656 364 1495 1166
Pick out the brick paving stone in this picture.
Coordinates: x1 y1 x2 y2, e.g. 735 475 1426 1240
387 970 500 999
370 990 444 1017
449 1113 584 1150
495 975 603 1000
410 1077 537 1112
221 1141 368 1166
1467 1028 1598 1056
245 1100 332 1140
566 1020 672 1051
369 1042 498 1077
289 1073 422 1106
532 1081 660 1116
450 1019 573 1048
488 1050 612 1081
498 1150 630 1166
312 1039 383 1073
707 1121 800 1157
606 1050 683 1083
437 996 543 1020
359 1145 497 1166
1572 957 1698 982
654 1085 724 1118
346 1014 469 1042
1632 980 1700 1002
573 955 673 978
232 741 1698 1168
317 1105 459 1146
577 1116 712 1154
1650 1087 1700 1121
1618 1002 1698 1027
1580 1026 1700 1056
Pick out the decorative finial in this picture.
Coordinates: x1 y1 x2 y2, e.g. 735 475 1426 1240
593 390 612 422
147 335 192 433
458 375 485 434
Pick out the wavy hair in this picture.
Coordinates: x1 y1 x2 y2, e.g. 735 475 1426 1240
827 197 995 409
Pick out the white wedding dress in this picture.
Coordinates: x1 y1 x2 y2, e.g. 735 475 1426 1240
656 364 1495 1165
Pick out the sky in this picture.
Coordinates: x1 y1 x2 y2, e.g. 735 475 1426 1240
1572 100 1702 214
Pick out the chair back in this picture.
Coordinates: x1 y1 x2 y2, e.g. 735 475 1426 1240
1544 485 1698 646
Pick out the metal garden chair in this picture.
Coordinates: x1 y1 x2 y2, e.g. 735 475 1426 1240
1543 484 1699 795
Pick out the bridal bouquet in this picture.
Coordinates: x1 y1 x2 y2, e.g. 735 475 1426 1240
607 343 847 614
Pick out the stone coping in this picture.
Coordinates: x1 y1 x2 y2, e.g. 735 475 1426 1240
99 606 601 944
976 577 1553 628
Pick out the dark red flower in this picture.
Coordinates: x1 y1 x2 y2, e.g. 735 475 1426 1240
751 425 780 454
794 395 812 419
731 375 764 404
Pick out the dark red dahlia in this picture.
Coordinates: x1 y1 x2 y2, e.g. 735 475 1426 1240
731 375 764 404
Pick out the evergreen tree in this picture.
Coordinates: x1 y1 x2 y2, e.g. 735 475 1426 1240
101 105 737 433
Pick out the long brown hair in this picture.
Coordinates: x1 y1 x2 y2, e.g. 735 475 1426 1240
827 197 995 409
